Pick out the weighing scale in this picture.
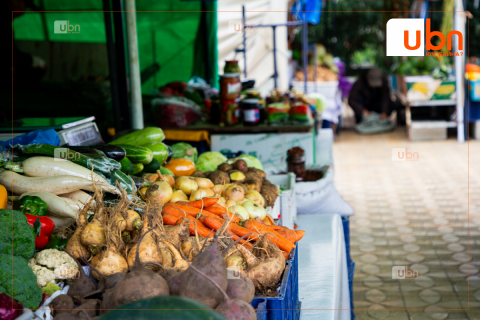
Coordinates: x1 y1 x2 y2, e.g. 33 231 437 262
0 116 103 146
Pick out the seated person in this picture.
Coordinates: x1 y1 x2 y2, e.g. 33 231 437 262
348 68 394 123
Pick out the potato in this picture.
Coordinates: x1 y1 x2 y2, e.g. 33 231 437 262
244 179 262 192
232 160 248 173
230 171 246 183
245 172 262 183
261 187 277 207
208 170 230 185
247 167 266 179
191 170 206 178
217 163 232 172
204 171 213 176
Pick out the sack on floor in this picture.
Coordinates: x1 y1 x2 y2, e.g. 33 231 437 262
295 166 354 216
355 112 394 135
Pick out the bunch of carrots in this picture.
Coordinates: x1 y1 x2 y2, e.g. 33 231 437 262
162 197 305 260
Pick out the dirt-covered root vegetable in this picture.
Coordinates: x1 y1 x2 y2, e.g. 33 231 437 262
217 163 233 172
225 255 244 269
232 160 248 173
111 227 170 307
179 233 228 308
157 242 174 268
50 294 74 316
124 210 142 231
162 239 189 271
247 167 266 179
90 250 128 281
191 170 207 178
181 236 204 261
164 219 190 245
64 249 97 300
100 290 115 314
208 170 230 185
260 185 278 207
215 298 257 320
112 212 126 232
52 313 80 320
226 277 255 304
126 214 163 270
70 299 100 318
80 208 106 255
66 213 91 260
236 238 285 290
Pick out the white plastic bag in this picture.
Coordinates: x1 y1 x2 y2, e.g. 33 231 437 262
295 166 353 216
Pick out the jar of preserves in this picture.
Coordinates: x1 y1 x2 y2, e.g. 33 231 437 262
220 74 241 100
242 99 261 126
224 60 241 74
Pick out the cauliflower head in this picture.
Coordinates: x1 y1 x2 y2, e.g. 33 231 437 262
31 265 55 287
35 249 76 269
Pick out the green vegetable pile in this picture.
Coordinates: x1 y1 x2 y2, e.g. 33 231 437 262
393 56 451 79
0 209 42 310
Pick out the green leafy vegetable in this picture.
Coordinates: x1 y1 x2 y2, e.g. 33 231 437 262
171 142 198 162
195 152 228 172
0 209 35 260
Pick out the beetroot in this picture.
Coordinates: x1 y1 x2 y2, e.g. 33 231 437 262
64 249 96 300
226 276 255 303
111 227 170 307
49 295 74 316
179 233 228 308
166 271 184 296
216 299 256 320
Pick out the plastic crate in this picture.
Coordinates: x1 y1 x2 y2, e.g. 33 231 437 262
468 100 480 123
252 247 300 320
267 173 296 230
342 216 355 320
469 80 480 102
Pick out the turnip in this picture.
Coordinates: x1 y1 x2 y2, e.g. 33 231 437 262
236 236 285 290
66 209 91 260
111 227 170 307
90 250 128 281
81 208 106 255
124 210 142 231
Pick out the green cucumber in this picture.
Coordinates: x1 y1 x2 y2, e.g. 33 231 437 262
21 144 118 175
143 158 160 173
110 169 136 194
143 142 169 165
119 157 133 174
109 127 165 146
158 166 174 176
131 163 144 175
97 296 226 320
114 144 153 164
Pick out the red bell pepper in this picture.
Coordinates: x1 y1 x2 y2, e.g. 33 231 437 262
24 214 55 250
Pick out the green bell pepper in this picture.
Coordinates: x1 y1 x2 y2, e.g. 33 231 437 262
45 234 69 250
13 196 48 216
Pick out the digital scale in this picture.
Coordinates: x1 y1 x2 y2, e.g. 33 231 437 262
0 116 103 146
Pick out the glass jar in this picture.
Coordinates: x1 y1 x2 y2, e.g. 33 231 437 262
224 60 241 74
242 99 261 126
287 147 305 181
220 74 241 100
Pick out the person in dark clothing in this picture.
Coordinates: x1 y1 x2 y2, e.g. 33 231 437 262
348 68 394 123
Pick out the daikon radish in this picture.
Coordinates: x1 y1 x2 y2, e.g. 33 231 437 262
19 191 78 220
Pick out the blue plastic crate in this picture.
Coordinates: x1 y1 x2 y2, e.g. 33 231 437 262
342 216 355 320
252 247 300 320
468 100 480 123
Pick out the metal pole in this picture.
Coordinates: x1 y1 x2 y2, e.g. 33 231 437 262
454 0 465 142
272 26 277 89
314 45 318 92
112 0 131 130
125 0 144 130
302 4 308 93
242 5 247 78
102 0 122 133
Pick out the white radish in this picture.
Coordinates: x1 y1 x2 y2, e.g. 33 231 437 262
1 170 119 195
60 197 86 213
60 190 96 208
22 156 107 183
19 191 78 220
48 215 75 228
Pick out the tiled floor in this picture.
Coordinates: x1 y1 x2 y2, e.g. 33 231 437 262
333 128 480 320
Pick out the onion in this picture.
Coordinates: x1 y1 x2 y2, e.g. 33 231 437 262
229 205 249 221
245 190 265 207
170 190 188 203
221 184 232 197
175 176 190 189
146 181 173 205
217 197 227 208
177 178 198 195
211 184 225 194
225 199 237 208
189 188 212 201
243 201 267 220
195 177 214 189
159 174 175 188
139 187 148 200
262 213 275 225
224 184 244 202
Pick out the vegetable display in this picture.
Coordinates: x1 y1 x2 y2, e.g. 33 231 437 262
0 125 305 319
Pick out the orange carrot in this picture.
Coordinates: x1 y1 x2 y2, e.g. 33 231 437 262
186 197 218 209
204 204 239 223
200 216 258 242
277 229 299 243
162 213 181 225
294 230 305 241
282 251 289 260
165 203 201 217
163 206 214 238
243 219 295 253
228 232 253 249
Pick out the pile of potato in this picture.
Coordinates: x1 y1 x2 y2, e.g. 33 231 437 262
190 159 278 208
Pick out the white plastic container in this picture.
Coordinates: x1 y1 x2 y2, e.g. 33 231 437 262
267 173 296 229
